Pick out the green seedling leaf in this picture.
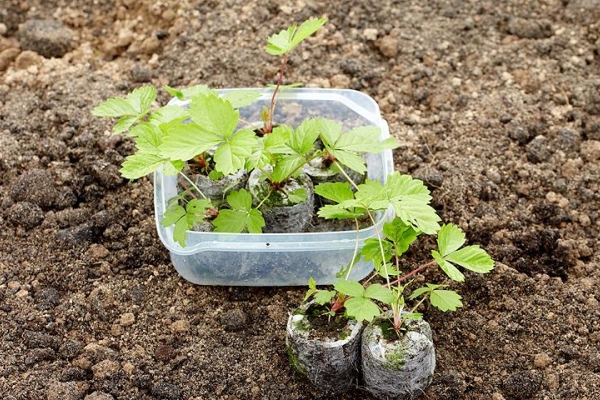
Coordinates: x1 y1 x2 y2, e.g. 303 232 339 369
430 289 463 312
409 283 443 300
344 297 380 322
189 93 239 137
386 172 441 234
364 284 395 305
317 204 365 220
437 223 466 257
383 219 420 256
129 122 163 153
148 105 189 127
270 154 306 183
113 116 140 134
333 279 364 298
265 17 327 56
128 85 157 114
120 153 167 180
314 182 354 204
213 128 256 175
164 84 211 100
304 277 318 302
290 118 321 155
432 250 465 282
361 238 393 268
375 262 400 280
212 189 265 233
445 245 495 274
92 97 138 118
354 179 390 210
221 90 261 109
287 188 307 204
161 199 212 247
159 123 222 161
314 290 336 305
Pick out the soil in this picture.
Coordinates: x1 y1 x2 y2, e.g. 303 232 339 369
0 1 599 399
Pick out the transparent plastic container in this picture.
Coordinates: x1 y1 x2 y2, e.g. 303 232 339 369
154 88 394 286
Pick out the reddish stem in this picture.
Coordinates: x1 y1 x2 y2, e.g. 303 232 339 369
386 260 437 287
265 54 288 133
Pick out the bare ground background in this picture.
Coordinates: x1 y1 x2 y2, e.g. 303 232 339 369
1 0 600 399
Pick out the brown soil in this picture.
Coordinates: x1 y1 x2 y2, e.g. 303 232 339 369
1 1 599 399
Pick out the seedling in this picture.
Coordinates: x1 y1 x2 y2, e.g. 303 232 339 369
305 172 495 334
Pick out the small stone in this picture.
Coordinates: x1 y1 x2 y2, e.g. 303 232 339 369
507 17 553 39
119 312 135 327
502 370 542 399
18 19 74 58
362 28 378 41
14 50 42 70
59 340 83 360
83 343 119 362
0 23 7 35
220 309 248 332
84 392 114 400
580 140 600 162
533 353 552 368
10 169 59 208
46 380 88 400
154 344 175 362
376 35 399 58
91 359 120 379
130 65 152 83
87 244 110 260
526 135 551 163
151 382 181 400
170 319 190 333
139 36 161 55
4 202 44 229
88 160 123 188
329 74 350 88
0 47 20 71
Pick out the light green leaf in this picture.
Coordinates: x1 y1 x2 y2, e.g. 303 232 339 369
408 283 442 300
189 93 239 137
333 126 381 152
314 182 354 204
432 250 465 282
289 17 328 49
161 204 186 227
92 98 138 118
113 116 139 134
383 219 420 256
165 84 211 100
159 123 222 162
345 297 380 322
290 118 321 155
270 154 306 183
173 216 189 247
163 160 184 176
186 199 213 215
120 153 166 180
361 238 393 267
430 289 463 312
330 149 367 174
364 284 395 305
265 125 292 151
437 223 466 257
130 122 163 154
317 204 365 220
354 179 390 210
148 105 189 126
314 290 336 305
316 118 342 149
333 279 364 298
445 245 495 274
221 90 261 109
287 188 307 204
212 189 265 233
127 85 156 114
265 17 327 56
213 129 256 175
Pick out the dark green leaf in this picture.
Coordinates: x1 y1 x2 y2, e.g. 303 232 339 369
345 297 380 322
445 245 494 274
314 182 354 204
437 223 466 257
432 250 465 282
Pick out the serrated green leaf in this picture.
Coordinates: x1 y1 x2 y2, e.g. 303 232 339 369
304 277 318 302
333 280 364 298
408 283 442 300
189 93 239 137
361 238 393 267
314 290 336 305
437 223 466 257
334 126 381 152
289 17 328 49
290 118 320 155
287 188 307 204
226 189 252 211
221 90 261 109
130 122 163 154
148 105 189 126
314 182 354 204
265 17 326 56
186 199 213 214
127 86 156 114
375 262 400 280
113 116 139 134
316 118 342 149
92 98 138 118
344 297 380 322
161 204 187 227
364 284 395 305
330 149 367 174
173 215 189 247
163 160 184 176
163 85 184 100
213 129 256 175
383 219 420 256
120 153 166 180
386 172 441 234
212 209 247 233
212 189 264 233
354 179 390 210
270 154 306 183
430 289 463 312
265 125 292 150
317 204 365 220
247 209 265 233
432 250 465 282
445 245 495 273
160 122 223 161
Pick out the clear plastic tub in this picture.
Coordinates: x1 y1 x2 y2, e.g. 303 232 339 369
154 88 394 286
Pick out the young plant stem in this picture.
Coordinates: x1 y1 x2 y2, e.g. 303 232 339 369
178 172 208 200
255 187 274 210
361 209 390 288
387 260 437 287
332 160 360 190
265 55 288 134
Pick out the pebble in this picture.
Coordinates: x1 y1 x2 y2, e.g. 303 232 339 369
46 380 89 400
0 22 7 35
91 359 120 379
84 392 114 400
376 35 399 58
10 169 59 208
170 319 190 333
88 160 123 188
58 340 83 360
119 312 135 327
83 343 119 362
502 370 542 398
18 19 74 58
220 309 248 332
329 73 350 88
507 17 553 39
0 47 20 71
362 28 378 41
87 244 110 260
533 353 552 368
151 382 181 400
526 135 551 163
154 344 175 362
580 140 600 161
14 50 43 70
4 201 44 229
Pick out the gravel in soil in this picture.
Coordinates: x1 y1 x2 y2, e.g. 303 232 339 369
1 0 600 399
